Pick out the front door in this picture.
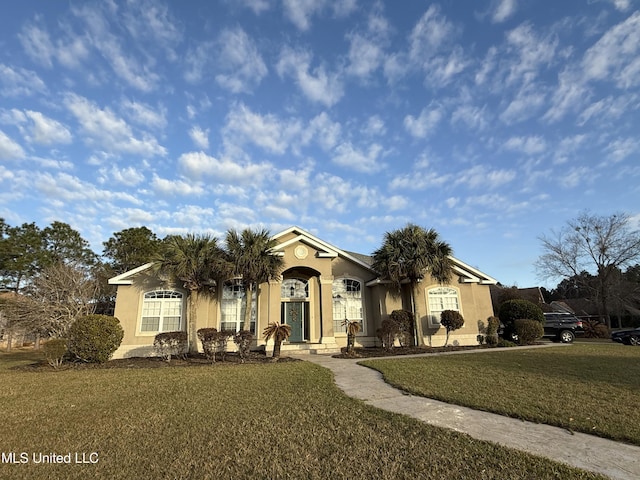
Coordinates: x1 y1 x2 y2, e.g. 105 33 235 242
284 301 305 342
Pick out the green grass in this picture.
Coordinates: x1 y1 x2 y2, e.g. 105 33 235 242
0 350 605 480
361 343 640 446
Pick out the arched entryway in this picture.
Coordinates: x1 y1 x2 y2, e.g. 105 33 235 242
280 267 320 343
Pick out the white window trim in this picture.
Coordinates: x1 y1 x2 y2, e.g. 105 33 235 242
138 290 185 336
332 277 365 336
220 280 257 334
425 286 462 327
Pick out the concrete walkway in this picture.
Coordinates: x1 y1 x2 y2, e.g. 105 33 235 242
291 347 640 480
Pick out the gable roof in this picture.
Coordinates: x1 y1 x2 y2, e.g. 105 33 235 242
108 226 498 287
270 226 376 273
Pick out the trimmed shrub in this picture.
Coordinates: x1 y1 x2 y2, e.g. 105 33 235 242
440 310 465 346
514 319 544 345
499 299 544 325
154 331 188 363
485 316 500 346
44 338 67 368
389 309 414 347
496 338 516 348
66 315 124 363
499 300 543 343
377 318 401 351
233 330 253 363
198 328 233 362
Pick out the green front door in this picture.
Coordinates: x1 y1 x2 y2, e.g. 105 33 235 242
284 301 305 342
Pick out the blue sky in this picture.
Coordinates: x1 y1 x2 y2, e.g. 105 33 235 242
0 0 638 289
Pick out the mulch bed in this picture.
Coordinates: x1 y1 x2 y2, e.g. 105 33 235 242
333 344 493 358
14 352 301 371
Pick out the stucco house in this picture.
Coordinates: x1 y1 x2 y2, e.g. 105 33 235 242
108 226 497 358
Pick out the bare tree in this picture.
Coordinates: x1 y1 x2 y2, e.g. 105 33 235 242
14 262 99 339
537 212 640 329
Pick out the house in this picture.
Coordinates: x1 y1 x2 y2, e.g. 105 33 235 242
108 226 498 358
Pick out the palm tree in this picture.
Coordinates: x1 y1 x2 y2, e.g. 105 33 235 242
372 224 453 347
263 321 292 358
154 234 230 352
225 228 284 333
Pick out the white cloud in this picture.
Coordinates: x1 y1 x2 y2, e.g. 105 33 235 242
23 111 72 145
302 112 341 150
332 142 385 173
583 11 640 88
236 0 271 14
389 171 451 191
452 104 488 130
559 166 597 189
179 151 272 185
503 135 547 155
607 0 631 11
504 22 558 85
0 130 25 160
120 100 167 130
500 83 546 124
151 175 204 196
71 3 160 91
276 46 344 107
456 165 516 189
409 5 456 62
554 134 586 164
404 105 443 138
346 33 384 79
215 27 267 93
98 165 145 187
0 64 47 97
223 103 301 155
281 0 356 31
387 195 408 211
65 94 166 157
189 126 210 150
362 115 386 136
491 0 518 23
605 137 638 163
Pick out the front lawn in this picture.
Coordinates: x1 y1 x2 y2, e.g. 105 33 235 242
0 349 604 480
361 343 640 446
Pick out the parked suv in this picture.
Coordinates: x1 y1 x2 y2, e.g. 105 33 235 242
543 313 584 343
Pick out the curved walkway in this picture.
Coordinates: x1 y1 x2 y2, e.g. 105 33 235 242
291 346 640 480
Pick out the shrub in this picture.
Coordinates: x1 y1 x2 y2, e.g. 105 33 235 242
44 338 67 368
485 316 500 345
496 338 516 347
514 319 544 345
377 318 401 351
233 330 253 363
499 300 543 342
583 320 609 338
154 331 188 363
440 310 465 346
389 309 414 346
476 334 485 345
499 300 544 325
197 328 232 363
66 315 124 363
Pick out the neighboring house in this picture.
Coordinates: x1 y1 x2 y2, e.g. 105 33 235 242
109 226 497 358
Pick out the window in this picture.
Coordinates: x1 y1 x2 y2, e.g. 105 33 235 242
332 278 363 334
427 287 460 326
281 278 308 299
221 280 256 333
140 290 183 333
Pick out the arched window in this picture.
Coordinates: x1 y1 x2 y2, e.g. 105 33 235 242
332 278 363 334
427 287 460 326
221 280 256 333
281 278 309 299
140 290 183 332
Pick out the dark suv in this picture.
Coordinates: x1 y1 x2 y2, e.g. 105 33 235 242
543 313 585 343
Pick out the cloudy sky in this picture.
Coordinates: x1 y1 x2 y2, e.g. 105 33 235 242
1 0 638 288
